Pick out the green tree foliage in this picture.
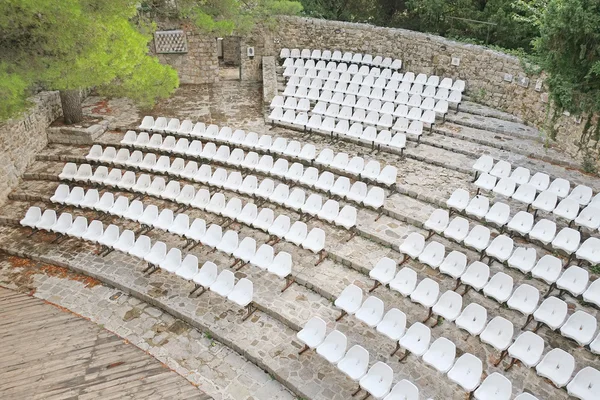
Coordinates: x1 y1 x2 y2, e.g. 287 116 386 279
533 0 600 142
300 0 540 51
0 0 179 122
169 0 304 36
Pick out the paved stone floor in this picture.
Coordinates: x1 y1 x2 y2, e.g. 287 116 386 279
2 79 598 400
0 283 209 400
0 255 295 400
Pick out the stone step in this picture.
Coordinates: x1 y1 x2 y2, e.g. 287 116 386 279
445 112 542 142
459 101 524 124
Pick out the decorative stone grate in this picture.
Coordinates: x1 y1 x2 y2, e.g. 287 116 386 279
154 30 187 54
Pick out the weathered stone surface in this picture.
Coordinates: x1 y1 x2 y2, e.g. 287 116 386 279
0 91 61 205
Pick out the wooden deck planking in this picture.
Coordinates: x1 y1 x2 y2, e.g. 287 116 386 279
0 287 211 400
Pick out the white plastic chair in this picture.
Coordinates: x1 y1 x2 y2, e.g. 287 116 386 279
507 246 537 274
159 247 181 273
447 188 470 212
337 345 369 382
297 316 327 353
423 337 456 374
443 216 470 242
560 310 597 345
548 178 571 198
473 373 512 400
528 219 557 245
483 272 514 303
316 330 348 364
417 241 445 269
447 353 482 392
210 270 235 297
355 296 385 327
567 366 600 400
456 303 488 335
506 331 544 369
485 234 514 263
535 348 575 387
359 362 394 400
376 308 406 342
507 211 534 236
507 284 540 316
399 232 425 261
485 202 510 227
551 227 581 255
334 284 363 320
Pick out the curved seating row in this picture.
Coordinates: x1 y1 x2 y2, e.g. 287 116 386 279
282 74 458 110
297 316 422 400
334 273 597 396
19 207 256 317
425 208 600 291
57 164 331 250
125 126 398 188
59 162 359 237
279 49 402 70
399 232 600 351
473 155 598 205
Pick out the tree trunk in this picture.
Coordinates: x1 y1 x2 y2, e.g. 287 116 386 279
59 89 83 125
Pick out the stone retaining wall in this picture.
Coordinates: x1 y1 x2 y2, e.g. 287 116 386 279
154 29 219 85
0 91 61 205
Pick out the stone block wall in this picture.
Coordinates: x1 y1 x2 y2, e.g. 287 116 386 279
0 91 62 205
262 56 278 104
155 30 219 84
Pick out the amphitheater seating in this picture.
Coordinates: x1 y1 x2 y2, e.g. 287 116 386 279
21 207 257 318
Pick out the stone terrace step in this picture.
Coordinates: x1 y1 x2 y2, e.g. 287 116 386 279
446 112 542 142
459 101 524 124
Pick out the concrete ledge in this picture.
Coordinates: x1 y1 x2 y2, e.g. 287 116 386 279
48 121 110 145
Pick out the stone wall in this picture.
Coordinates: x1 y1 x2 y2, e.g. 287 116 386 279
155 30 219 85
0 91 62 205
247 16 592 164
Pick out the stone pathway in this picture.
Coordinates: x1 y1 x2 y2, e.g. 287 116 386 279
0 285 209 400
0 255 295 400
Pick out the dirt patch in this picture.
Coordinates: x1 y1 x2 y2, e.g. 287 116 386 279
3 254 101 293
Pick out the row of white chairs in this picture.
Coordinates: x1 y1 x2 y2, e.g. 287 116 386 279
57 163 332 251
137 118 322 163
446 189 599 261
88 143 388 204
19 207 256 316
335 277 599 396
279 86 453 112
446 188 600 236
283 71 462 105
48 183 323 264
270 111 424 148
62 160 360 233
281 61 456 91
399 232 600 349
46 186 299 286
279 49 402 69
126 126 399 188
281 80 461 108
306 94 449 119
306 99 444 126
297 318 423 400
425 208 600 287
473 155 598 204
279 55 465 94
